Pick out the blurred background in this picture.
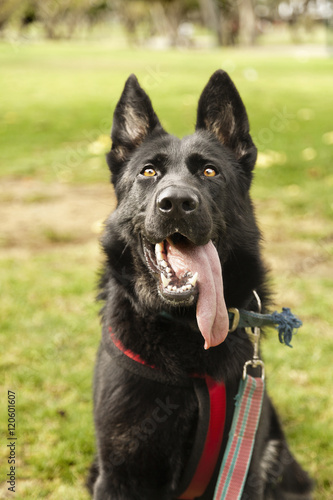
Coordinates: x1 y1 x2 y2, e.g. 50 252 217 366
1 0 333 48
0 1 332 499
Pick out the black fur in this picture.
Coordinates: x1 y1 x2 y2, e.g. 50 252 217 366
87 71 313 499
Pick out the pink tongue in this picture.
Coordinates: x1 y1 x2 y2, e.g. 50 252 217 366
166 240 229 349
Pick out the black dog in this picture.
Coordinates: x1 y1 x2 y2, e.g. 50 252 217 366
87 71 313 499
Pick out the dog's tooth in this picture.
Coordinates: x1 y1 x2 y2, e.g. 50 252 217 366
160 260 168 268
161 274 171 288
166 267 172 273
167 285 173 291
155 242 164 254
172 286 177 291
188 272 198 287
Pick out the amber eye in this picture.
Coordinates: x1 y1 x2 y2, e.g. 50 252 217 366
204 167 217 177
142 166 157 177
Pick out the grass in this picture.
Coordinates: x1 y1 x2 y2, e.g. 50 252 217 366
0 41 332 499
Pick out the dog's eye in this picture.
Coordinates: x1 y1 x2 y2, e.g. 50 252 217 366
142 166 157 177
203 166 217 177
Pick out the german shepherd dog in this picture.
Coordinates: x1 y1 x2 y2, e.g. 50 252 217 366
87 71 313 499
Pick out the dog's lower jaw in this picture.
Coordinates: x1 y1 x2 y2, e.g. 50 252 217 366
157 289 197 307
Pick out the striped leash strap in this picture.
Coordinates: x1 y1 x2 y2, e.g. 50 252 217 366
213 374 265 500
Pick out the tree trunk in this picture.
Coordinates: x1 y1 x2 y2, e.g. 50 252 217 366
199 0 222 46
238 0 256 46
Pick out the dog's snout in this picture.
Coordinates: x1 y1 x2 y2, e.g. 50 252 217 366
157 187 199 218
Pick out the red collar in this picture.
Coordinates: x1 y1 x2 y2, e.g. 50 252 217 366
109 327 226 499
110 329 157 369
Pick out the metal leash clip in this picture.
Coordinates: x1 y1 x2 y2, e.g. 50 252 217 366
228 307 240 332
243 291 265 380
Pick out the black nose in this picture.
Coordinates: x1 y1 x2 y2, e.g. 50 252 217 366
157 187 199 218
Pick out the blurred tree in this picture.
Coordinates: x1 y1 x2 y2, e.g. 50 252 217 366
199 0 223 45
222 1 239 45
198 0 255 47
86 0 111 24
34 0 95 39
0 0 28 32
2 0 328 46
113 0 149 44
238 0 256 45
149 0 198 46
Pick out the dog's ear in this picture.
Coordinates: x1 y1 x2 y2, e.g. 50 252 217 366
109 74 164 163
196 70 257 171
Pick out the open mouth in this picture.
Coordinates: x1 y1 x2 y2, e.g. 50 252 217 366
143 233 199 305
142 233 229 349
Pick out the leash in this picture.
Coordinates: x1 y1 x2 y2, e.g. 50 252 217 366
213 292 266 500
228 297 302 347
213 290 298 500
213 375 264 499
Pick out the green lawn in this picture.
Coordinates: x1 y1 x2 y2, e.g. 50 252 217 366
0 41 332 499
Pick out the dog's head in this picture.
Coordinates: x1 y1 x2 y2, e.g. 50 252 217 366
103 70 259 349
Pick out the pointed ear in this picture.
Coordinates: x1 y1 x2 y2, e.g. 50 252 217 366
109 74 164 163
196 70 257 171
